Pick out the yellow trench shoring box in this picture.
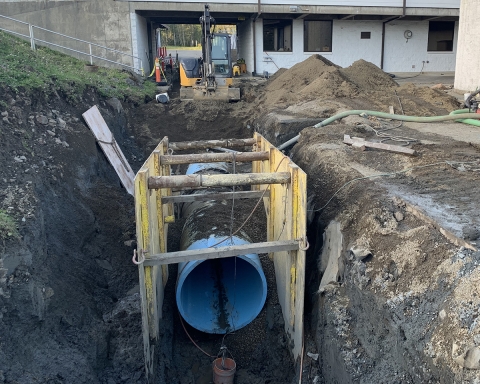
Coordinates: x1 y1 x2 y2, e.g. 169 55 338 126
134 133 307 382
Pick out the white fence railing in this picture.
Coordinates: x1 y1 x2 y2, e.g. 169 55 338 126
0 14 144 75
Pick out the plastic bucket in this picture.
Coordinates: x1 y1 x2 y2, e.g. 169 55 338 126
213 357 236 384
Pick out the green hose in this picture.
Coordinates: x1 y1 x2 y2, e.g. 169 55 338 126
278 110 480 150
449 108 480 127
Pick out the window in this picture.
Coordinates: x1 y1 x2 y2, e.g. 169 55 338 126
263 20 292 52
428 21 455 52
304 20 332 52
361 32 371 39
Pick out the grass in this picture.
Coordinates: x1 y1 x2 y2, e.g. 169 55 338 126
0 210 19 240
0 31 156 102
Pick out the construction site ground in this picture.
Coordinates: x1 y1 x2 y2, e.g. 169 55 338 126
1 51 480 384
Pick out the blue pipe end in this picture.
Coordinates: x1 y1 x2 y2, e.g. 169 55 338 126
176 236 267 334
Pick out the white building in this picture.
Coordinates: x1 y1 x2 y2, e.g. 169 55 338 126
126 0 460 75
1 0 460 75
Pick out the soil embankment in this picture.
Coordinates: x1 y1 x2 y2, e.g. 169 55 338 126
251 55 480 383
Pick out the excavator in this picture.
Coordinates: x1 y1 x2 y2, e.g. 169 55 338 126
179 5 240 101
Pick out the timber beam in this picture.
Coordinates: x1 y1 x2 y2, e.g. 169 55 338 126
169 138 256 151
160 151 269 165
148 172 291 189
161 190 269 204
143 240 300 266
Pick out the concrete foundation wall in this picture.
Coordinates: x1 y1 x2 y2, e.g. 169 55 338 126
130 12 150 73
454 0 480 92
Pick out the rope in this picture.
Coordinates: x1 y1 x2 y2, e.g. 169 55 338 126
366 90 417 146
209 156 290 248
179 312 215 358
96 136 130 171
229 152 238 333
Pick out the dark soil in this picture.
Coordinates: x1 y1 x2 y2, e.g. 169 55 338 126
0 81 295 383
2 53 479 384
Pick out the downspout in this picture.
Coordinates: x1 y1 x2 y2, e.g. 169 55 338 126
252 0 261 76
381 1 406 70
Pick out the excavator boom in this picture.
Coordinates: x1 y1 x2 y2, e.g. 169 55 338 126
179 4 240 101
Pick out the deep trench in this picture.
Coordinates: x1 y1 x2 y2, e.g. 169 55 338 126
1 87 449 384
0 92 312 383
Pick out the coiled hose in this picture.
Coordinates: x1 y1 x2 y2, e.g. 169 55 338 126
449 109 480 127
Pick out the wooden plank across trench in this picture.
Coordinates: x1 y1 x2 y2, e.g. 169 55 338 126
143 240 300 266
159 151 269 165
161 190 269 204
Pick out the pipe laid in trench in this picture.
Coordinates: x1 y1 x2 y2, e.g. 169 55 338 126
176 162 267 334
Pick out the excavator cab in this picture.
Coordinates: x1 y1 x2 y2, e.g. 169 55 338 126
179 5 240 101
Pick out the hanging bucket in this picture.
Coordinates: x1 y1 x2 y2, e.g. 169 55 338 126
212 357 236 384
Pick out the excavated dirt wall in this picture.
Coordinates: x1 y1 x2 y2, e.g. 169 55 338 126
292 125 480 383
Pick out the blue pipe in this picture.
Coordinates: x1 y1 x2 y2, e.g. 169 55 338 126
175 163 268 334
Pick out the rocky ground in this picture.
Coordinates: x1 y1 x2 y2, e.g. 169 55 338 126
2 49 480 384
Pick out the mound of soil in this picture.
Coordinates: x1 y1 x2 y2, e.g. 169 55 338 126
253 55 460 122
341 59 397 91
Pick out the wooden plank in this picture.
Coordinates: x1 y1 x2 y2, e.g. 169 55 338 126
344 134 416 156
169 138 256 151
148 172 291 189
399 199 478 252
160 151 269 165
143 240 300 266
82 105 135 195
161 190 269 204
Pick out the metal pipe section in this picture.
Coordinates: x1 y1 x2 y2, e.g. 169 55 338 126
176 163 267 334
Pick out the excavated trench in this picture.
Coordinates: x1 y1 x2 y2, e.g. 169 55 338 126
3 68 479 383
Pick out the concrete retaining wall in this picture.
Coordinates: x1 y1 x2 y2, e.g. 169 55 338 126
1 1 138 71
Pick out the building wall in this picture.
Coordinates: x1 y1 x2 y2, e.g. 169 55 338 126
455 0 480 91
252 18 457 74
384 20 457 72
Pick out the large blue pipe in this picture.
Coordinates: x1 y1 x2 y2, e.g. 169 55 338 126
175 163 268 334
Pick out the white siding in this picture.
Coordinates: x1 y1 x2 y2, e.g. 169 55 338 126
249 19 457 75
383 20 457 72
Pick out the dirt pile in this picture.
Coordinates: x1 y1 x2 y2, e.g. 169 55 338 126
253 55 460 124
261 56 398 107
342 59 397 91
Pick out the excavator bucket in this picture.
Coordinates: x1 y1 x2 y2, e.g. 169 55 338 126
192 86 240 101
